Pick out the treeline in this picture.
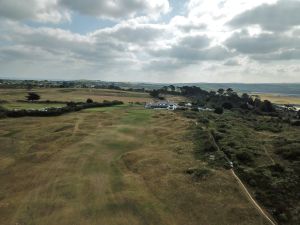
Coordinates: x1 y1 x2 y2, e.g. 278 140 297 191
150 85 300 120
0 100 123 118
0 79 148 92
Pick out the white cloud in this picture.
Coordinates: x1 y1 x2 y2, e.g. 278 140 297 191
0 0 70 23
59 0 170 20
0 0 300 82
229 0 300 31
0 0 170 23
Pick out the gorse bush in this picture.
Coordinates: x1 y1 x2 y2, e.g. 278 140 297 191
235 151 254 165
214 107 224 114
86 98 93 103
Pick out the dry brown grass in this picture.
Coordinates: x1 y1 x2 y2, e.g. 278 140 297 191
0 89 271 225
0 88 151 103
254 93 300 105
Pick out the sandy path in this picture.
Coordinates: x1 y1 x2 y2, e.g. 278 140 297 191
201 121 277 225
230 169 277 225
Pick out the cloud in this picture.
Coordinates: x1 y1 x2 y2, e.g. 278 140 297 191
1 0 300 82
224 32 300 54
225 30 300 61
59 0 170 19
224 59 240 66
229 0 300 31
0 0 70 23
253 49 300 61
0 21 134 69
92 23 167 45
178 35 211 49
0 0 169 23
150 37 233 65
170 16 207 32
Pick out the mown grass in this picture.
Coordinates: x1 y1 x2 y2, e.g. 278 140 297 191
83 104 129 112
121 109 152 125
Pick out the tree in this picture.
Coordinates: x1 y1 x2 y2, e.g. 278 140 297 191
149 89 160 99
260 100 275 112
226 88 233 95
254 98 262 108
210 91 216 96
26 92 40 101
169 85 175 92
241 93 249 100
217 88 225 95
86 98 93 103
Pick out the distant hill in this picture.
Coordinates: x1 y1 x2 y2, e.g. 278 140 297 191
1 79 299 96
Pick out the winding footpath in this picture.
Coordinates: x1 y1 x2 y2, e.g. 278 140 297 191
200 122 277 225
230 169 277 225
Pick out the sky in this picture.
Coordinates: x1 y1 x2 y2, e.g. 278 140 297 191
0 0 300 83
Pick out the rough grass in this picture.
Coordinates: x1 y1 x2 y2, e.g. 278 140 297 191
0 88 151 103
0 89 271 225
257 93 300 105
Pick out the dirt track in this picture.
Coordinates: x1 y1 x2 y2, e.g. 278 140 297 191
203 121 277 225
230 169 277 225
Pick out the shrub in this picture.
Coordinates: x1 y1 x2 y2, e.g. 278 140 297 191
203 140 218 152
290 120 300 126
222 102 233 110
275 143 300 161
185 167 212 181
260 100 275 112
198 117 209 125
211 130 224 142
227 141 236 148
214 107 224 114
67 101 77 107
236 151 254 164
0 105 7 118
254 122 282 133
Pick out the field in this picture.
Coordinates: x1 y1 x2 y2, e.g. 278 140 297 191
0 88 151 106
0 88 272 225
254 93 300 105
